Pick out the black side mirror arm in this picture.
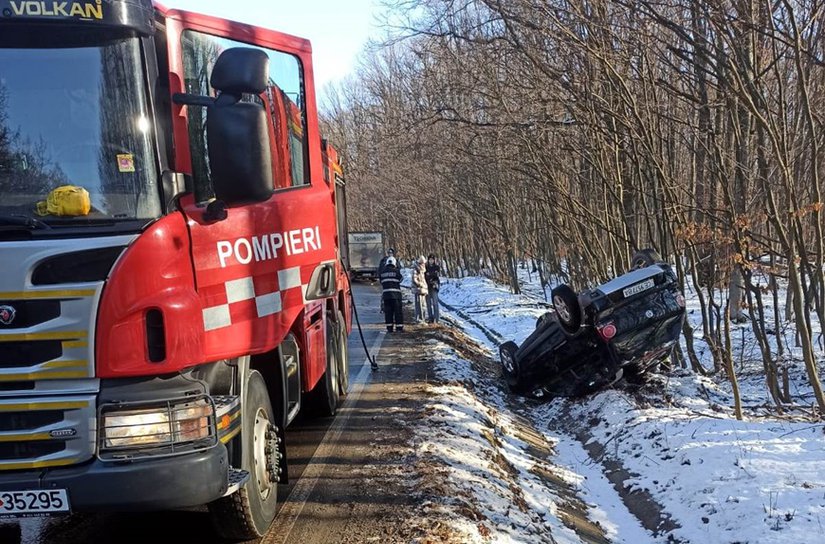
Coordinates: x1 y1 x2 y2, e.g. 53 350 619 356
173 92 243 108
172 93 216 107
203 200 228 223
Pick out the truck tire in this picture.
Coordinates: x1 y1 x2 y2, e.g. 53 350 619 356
630 248 662 270
209 371 280 540
551 284 581 333
336 310 350 397
309 313 341 417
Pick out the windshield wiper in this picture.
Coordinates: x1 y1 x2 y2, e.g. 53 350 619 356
0 215 51 230
49 218 118 227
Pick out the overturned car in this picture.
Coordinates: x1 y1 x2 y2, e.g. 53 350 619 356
499 250 686 398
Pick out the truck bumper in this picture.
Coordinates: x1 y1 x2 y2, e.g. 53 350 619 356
0 443 228 511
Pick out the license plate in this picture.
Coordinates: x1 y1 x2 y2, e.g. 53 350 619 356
0 489 70 518
623 278 655 298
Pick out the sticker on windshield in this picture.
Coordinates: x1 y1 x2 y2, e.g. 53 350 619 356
117 154 135 173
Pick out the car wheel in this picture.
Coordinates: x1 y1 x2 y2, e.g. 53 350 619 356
499 341 527 393
551 284 581 333
630 248 662 270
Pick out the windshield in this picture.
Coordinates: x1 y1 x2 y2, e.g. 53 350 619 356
0 36 161 224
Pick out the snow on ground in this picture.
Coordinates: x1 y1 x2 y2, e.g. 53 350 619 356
431 269 825 544
544 387 825 543
414 343 568 543
413 338 648 543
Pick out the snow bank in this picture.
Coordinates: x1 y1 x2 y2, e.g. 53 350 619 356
543 388 825 543
413 339 620 543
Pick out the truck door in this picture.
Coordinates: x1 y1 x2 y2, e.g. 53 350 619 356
164 11 337 364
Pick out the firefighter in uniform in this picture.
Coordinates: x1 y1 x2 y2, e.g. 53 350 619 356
378 247 396 274
380 256 404 332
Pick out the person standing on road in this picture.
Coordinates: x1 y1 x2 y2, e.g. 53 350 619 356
380 257 404 333
425 254 441 324
411 256 429 324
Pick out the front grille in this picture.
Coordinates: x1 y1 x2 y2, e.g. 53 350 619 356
0 397 96 471
0 341 62 367
0 410 63 432
0 332 90 383
0 237 133 470
0 381 35 391
0 441 64 461
31 246 125 285
0 300 60 329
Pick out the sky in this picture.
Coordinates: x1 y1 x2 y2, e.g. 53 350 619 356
165 0 381 93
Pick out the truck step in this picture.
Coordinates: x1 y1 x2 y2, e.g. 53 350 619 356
222 468 250 496
213 395 241 417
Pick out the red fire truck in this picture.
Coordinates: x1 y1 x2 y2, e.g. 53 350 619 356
0 0 352 538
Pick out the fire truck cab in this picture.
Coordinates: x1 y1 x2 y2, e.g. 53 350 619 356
0 0 351 538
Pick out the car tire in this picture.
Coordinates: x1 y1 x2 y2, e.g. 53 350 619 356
630 248 662 270
551 284 582 333
209 371 280 540
499 341 526 393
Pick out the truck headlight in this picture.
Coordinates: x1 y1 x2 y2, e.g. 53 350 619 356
101 398 214 450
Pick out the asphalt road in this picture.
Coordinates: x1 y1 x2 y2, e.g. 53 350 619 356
0 281 385 544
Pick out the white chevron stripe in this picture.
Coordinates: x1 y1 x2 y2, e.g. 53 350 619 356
256 292 282 317
225 277 255 304
203 305 231 331
278 267 301 290
203 268 308 331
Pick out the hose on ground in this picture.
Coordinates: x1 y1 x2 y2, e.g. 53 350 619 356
343 268 379 369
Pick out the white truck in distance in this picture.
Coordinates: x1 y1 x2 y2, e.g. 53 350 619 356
348 232 384 279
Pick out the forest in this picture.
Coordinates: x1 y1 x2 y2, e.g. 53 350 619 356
320 0 825 413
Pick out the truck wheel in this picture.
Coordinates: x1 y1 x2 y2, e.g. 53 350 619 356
336 310 350 397
309 314 341 417
552 284 581 333
209 371 280 540
630 248 662 270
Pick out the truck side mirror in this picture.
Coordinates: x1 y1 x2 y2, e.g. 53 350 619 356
206 48 273 206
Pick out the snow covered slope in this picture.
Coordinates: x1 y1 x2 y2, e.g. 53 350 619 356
432 271 825 544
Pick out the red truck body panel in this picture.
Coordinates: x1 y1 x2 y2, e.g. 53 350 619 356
97 6 348 390
0 0 352 514
96 212 203 378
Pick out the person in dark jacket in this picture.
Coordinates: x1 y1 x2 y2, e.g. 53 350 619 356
379 256 404 332
378 247 396 275
424 254 441 323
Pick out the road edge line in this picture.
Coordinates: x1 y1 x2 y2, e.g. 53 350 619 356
262 330 386 544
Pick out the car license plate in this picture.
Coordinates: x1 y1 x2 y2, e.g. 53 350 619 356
0 489 70 518
623 278 655 298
